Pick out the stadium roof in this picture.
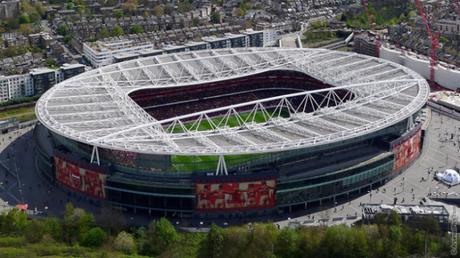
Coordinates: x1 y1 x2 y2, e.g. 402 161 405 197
36 48 429 155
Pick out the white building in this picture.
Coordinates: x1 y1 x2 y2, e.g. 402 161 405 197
436 16 460 37
0 74 33 102
0 63 87 103
263 30 282 47
83 39 155 68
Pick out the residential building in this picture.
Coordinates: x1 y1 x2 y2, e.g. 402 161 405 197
436 15 460 39
0 74 33 102
242 29 264 47
0 64 86 103
83 40 154 67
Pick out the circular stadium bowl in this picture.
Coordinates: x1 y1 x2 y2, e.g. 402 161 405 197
34 48 429 220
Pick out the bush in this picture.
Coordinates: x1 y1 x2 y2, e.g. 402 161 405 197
25 220 45 243
0 236 25 247
29 243 67 256
114 231 136 254
0 247 28 258
80 227 106 247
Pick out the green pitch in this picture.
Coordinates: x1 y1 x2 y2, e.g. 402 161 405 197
168 109 290 172
170 110 270 133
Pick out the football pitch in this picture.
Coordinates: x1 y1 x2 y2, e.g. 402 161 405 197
170 110 271 172
170 110 269 133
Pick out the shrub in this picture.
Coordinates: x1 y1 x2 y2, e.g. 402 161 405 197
114 231 136 254
80 227 106 247
0 247 28 258
24 220 45 243
0 236 25 247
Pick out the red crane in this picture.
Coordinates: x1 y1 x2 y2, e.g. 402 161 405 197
361 0 381 57
415 0 440 82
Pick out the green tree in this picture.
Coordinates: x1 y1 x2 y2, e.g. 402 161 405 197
57 24 69 36
200 224 224 258
80 227 106 247
178 0 192 13
130 24 143 34
114 231 136 254
98 28 110 39
45 58 59 68
112 25 124 37
0 209 29 234
43 217 62 242
24 220 45 243
113 9 123 18
275 228 298 258
146 218 179 255
62 203 95 244
19 13 30 24
210 10 221 24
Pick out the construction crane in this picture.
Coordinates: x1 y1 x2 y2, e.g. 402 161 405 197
360 0 381 57
415 0 440 82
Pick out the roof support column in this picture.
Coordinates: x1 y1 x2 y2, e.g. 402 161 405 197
215 155 228 176
406 114 414 131
90 145 100 165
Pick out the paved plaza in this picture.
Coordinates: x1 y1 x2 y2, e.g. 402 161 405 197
277 108 460 228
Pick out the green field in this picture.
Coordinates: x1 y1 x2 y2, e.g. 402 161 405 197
0 105 36 122
170 110 270 133
170 110 276 172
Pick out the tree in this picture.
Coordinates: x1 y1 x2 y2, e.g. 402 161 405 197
80 227 106 247
113 9 123 18
24 220 45 243
178 0 192 13
234 7 245 17
114 231 136 254
130 24 143 34
112 25 124 37
153 4 164 17
122 0 138 13
43 217 62 242
210 10 221 24
98 28 110 39
200 224 224 258
146 218 179 255
57 24 69 36
45 58 58 68
18 24 33 35
164 4 174 15
275 228 298 258
62 203 95 244
0 209 29 234
19 13 30 24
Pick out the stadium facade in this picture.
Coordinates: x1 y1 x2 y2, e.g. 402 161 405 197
34 48 429 220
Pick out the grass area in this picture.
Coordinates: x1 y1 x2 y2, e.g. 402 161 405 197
170 110 269 133
0 105 36 122
171 153 265 172
170 110 275 172
0 236 150 258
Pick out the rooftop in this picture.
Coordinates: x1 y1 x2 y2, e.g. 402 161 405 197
36 48 429 156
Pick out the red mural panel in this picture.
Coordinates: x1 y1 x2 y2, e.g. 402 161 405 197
393 129 422 172
196 179 276 211
54 156 106 199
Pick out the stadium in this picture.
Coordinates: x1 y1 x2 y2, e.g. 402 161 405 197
34 48 429 221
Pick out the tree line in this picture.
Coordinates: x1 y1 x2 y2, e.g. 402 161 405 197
0 203 458 258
